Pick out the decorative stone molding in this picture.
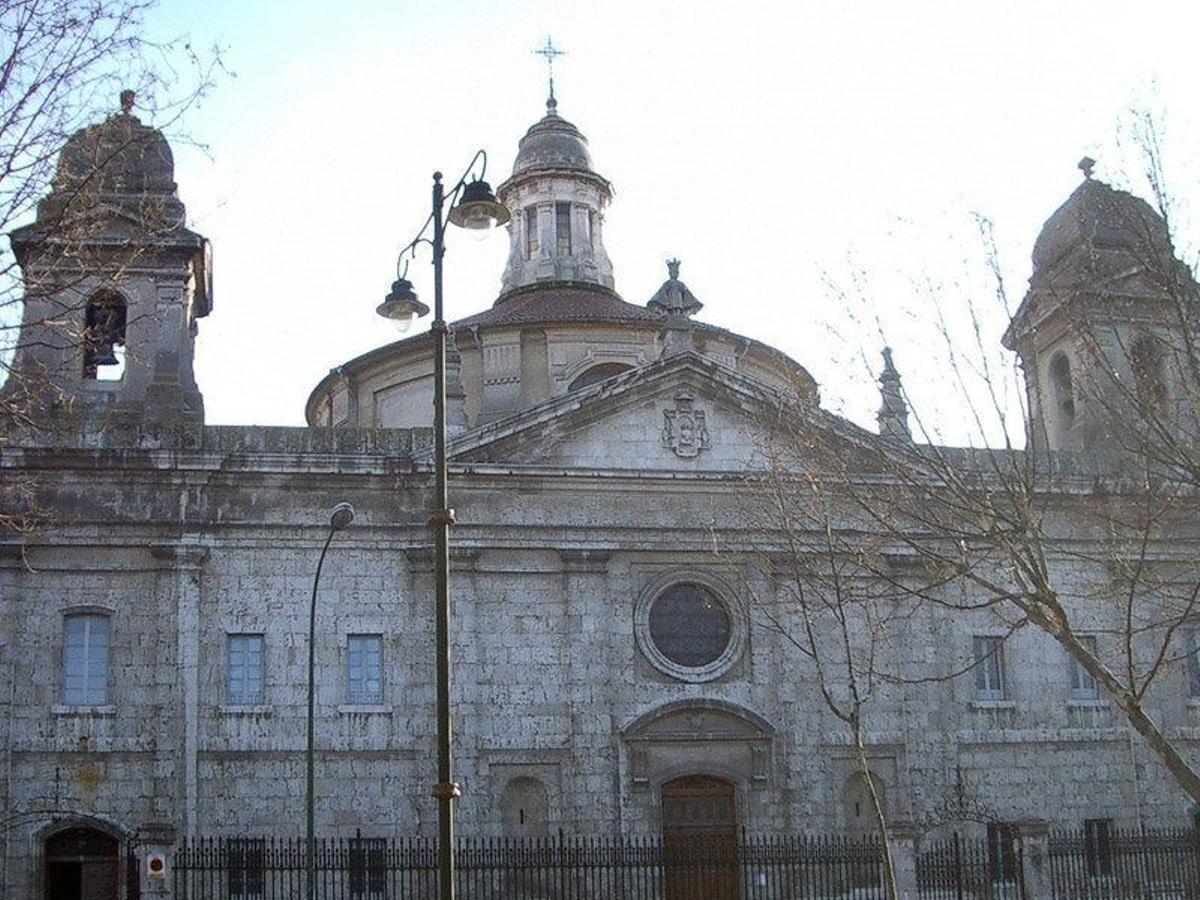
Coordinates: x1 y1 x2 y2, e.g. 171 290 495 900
149 543 209 568
661 392 711 459
622 698 775 791
404 545 482 573
558 547 613 572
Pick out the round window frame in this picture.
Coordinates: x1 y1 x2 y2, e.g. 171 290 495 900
634 572 746 683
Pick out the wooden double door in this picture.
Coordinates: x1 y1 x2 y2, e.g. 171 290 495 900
662 775 739 900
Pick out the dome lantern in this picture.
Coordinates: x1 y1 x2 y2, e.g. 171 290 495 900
496 97 617 299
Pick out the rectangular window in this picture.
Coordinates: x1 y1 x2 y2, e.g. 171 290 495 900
227 838 265 899
986 823 1020 883
586 209 595 250
1189 630 1200 697
1070 635 1099 700
1083 818 1114 877
348 836 387 897
347 634 383 704
973 636 1006 700
227 634 265 705
555 202 571 253
524 206 538 258
63 614 109 705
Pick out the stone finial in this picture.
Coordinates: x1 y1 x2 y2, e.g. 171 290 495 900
1078 156 1096 179
877 346 911 440
648 258 703 317
120 90 136 115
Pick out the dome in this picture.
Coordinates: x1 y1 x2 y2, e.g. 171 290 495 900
54 110 177 196
32 95 185 228
1031 177 1171 276
511 99 594 175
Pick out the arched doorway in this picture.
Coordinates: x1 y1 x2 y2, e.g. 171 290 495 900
44 826 120 900
661 775 739 900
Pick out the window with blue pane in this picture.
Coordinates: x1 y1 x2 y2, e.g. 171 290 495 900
973 635 1006 700
1070 635 1099 700
347 634 383 704
227 634 265 705
1188 630 1200 697
63 614 109 705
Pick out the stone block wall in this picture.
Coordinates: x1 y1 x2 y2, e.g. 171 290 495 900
2 429 1199 897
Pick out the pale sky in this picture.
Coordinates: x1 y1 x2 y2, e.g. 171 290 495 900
142 0 1200 440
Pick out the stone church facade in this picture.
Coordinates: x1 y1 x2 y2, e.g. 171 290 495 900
1 94 1199 897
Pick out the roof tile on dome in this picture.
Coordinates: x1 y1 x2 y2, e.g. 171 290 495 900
510 99 594 176
454 284 661 329
1031 177 1170 277
28 99 187 230
56 113 177 194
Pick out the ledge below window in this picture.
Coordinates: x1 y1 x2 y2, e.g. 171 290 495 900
1067 698 1106 709
219 705 272 716
338 704 391 715
52 704 116 717
969 699 1016 710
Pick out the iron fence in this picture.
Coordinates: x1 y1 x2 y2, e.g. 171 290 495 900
1048 827 1200 900
171 832 886 900
170 827 1200 899
917 832 1025 900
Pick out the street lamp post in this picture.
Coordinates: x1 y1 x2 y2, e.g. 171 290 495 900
307 501 356 900
377 153 508 900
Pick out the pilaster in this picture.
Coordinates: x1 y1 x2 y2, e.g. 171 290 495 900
151 539 208 837
558 548 614 827
1017 819 1052 900
885 820 919 900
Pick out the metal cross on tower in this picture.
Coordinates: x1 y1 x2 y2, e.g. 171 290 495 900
534 36 566 105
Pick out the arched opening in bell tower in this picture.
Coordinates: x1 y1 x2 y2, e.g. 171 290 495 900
1048 351 1076 445
1130 333 1168 416
82 290 127 382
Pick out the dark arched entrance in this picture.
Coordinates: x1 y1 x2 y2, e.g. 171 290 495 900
661 775 739 900
44 827 120 900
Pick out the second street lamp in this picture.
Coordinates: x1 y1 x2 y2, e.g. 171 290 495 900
378 152 508 900
307 501 355 900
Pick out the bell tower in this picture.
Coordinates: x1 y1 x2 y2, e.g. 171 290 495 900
6 92 211 433
1004 160 1197 457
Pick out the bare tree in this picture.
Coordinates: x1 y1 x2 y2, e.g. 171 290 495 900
0 0 219 532
738 473 904 899
777 123 1200 805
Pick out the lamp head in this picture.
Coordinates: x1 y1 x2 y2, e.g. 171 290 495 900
329 502 355 531
448 179 511 231
376 277 430 332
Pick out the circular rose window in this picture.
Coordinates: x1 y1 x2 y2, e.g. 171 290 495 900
635 576 745 682
649 583 731 667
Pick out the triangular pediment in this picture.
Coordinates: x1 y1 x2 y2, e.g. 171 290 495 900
443 352 884 474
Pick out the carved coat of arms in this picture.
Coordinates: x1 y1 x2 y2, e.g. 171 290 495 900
661 392 711 458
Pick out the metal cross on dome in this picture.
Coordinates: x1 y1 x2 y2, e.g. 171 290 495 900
534 36 566 105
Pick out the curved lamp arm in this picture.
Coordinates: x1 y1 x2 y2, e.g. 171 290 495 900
391 150 494 275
